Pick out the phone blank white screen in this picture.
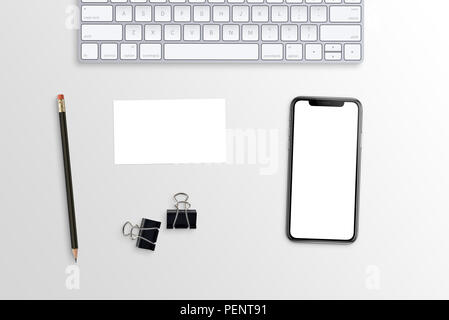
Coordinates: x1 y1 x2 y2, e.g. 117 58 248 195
290 101 359 241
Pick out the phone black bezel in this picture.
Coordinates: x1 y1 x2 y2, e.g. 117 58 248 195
287 96 363 243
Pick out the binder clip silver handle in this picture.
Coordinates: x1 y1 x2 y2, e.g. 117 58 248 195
174 192 189 203
122 221 158 245
173 200 191 229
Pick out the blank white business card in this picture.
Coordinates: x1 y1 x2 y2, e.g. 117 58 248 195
114 99 227 164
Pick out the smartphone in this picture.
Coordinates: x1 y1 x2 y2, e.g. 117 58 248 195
287 97 363 243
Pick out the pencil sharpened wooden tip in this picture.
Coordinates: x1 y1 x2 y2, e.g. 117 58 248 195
72 249 78 263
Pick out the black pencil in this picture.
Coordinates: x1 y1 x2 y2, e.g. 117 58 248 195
58 94 78 262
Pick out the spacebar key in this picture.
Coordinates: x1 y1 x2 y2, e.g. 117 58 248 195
164 44 259 60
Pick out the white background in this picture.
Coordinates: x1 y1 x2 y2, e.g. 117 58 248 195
0 0 449 299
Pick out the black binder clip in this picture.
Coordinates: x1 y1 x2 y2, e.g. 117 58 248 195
122 218 161 251
167 193 197 229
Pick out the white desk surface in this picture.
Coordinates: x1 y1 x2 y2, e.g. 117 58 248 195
1 0 448 299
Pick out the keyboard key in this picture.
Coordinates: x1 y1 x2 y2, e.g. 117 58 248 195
252 6 269 22
223 25 239 41
310 6 327 22
140 44 162 60
145 24 162 40
213 6 230 22
154 6 171 21
81 25 122 41
300 25 318 41
281 25 298 41
286 44 303 60
126 25 142 41
164 25 181 40
121 44 137 60
135 6 152 22
81 6 113 22
305 43 322 60
325 52 342 61
272 6 288 22
330 6 361 22
320 25 361 41
325 43 342 52
116 6 133 22
203 24 219 40
184 25 201 40
232 6 249 22
81 43 98 60
101 43 118 60
262 44 283 60
291 6 308 22
164 44 258 60
344 44 361 60
262 25 278 41
194 6 210 22
242 25 259 41
174 6 191 21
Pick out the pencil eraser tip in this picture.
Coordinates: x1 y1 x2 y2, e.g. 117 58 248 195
58 94 64 100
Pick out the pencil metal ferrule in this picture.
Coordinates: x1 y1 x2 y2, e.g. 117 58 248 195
58 98 66 113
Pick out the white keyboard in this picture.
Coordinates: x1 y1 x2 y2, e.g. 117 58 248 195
79 0 363 63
